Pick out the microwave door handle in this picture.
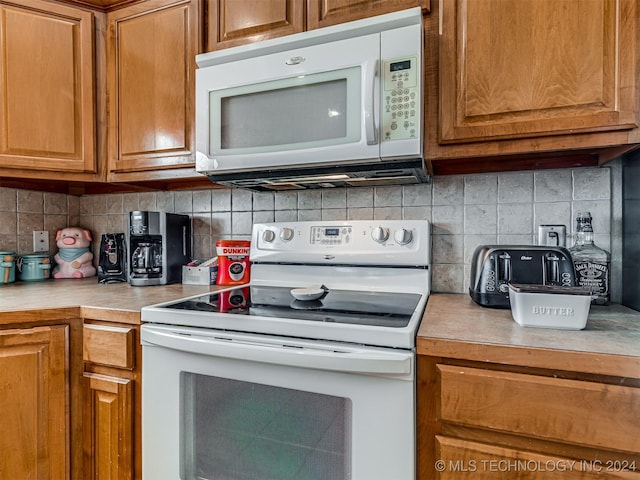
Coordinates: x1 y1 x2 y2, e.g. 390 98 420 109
364 59 378 145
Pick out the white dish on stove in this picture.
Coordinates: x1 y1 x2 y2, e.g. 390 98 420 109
290 286 326 301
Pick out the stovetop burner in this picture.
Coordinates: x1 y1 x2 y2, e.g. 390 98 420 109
160 285 421 328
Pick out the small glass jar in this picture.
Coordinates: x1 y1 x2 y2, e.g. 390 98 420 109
18 253 52 282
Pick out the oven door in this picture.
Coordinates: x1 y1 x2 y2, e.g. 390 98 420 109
141 324 415 480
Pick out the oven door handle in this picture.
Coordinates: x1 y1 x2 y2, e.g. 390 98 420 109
142 327 412 377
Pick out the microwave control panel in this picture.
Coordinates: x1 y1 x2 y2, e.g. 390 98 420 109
382 56 419 142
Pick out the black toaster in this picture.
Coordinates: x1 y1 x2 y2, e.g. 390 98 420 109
469 245 577 308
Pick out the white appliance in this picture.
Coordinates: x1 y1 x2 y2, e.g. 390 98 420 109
195 8 426 191
141 220 431 480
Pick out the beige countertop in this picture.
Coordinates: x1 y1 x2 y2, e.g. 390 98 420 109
418 294 640 378
2 280 639 378
0 278 219 324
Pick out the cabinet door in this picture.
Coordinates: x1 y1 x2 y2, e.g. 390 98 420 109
83 373 134 480
437 364 640 453
83 323 135 369
206 0 304 51
307 0 428 30
0 1 96 173
439 0 639 143
83 321 140 480
436 436 640 480
107 0 200 176
0 326 68 479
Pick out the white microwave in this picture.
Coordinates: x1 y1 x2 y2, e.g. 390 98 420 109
195 8 426 191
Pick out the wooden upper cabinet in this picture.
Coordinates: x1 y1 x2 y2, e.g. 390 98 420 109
107 0 200 175
0 1 96 173
439 0 639 144
308 0 428 30
206 0 429 51
206 0 304 51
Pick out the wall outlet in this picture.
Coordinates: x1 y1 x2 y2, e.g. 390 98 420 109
33 231 49 252
537 225 566 247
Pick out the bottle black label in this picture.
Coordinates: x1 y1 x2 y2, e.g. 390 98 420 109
574 261 610 299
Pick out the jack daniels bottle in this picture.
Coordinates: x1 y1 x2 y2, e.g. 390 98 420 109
569 212 610 305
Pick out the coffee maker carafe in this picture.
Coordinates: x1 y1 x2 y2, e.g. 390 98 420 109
127 211 190 286
131 242 162 274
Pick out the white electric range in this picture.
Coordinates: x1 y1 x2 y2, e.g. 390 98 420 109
141 220 431 480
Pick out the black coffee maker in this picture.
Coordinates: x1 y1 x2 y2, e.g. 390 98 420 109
97 233 127 283
127 211 191 286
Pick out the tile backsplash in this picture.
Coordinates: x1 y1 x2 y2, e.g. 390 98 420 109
0 165 620 299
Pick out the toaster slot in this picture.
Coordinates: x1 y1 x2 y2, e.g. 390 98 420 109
544 254 560 284
497 252 511 291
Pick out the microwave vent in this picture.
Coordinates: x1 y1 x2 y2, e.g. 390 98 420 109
205 159 430 191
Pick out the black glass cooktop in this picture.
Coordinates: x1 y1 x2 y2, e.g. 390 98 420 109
161 285 422 328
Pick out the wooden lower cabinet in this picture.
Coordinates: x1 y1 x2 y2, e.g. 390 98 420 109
83 321 141 480
83 373 134 479
436 436 637 480
418 356 640 480
0 325 69 479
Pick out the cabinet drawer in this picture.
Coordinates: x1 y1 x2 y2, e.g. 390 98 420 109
437 365 640 454
83 324 135 369
436 436 640 480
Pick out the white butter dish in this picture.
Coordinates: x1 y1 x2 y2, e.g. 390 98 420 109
508 283 592 330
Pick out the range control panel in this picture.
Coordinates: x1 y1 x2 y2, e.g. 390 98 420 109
310 225 352 245
251 220 431 267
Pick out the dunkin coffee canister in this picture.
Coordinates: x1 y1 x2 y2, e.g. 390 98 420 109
216 240 251 285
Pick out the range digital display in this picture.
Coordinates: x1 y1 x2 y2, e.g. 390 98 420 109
325 228 340 236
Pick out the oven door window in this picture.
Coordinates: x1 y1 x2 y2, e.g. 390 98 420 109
210 67 361 155
181 373 351 480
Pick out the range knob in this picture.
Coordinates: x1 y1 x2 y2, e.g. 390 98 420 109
394 228 413 245
371 226 390 243
280 227 294 241
262 229 276 243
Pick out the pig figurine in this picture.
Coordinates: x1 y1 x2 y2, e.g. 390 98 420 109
53 227 97 279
